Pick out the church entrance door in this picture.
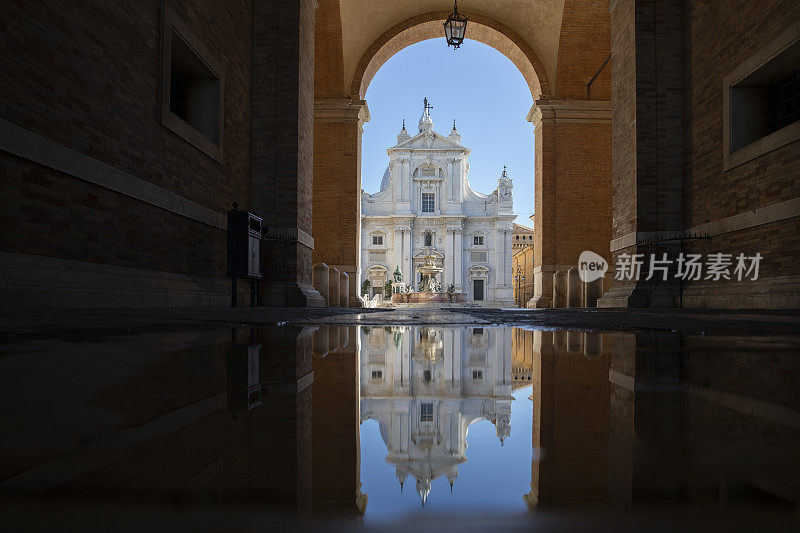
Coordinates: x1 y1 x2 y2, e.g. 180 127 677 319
473 280 484 301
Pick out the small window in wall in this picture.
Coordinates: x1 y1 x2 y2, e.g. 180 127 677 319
372 235 383 246
725 30 800 169
422 193 435 212
420 402 433 422
371 370 383 380
423 369 432 383
472 370 483 380
161 7 225 162
424 231 433 247
472 328 483 335
474 235 484 246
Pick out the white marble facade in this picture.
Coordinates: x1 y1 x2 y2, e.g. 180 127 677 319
361 99 515 305
359 326 513 506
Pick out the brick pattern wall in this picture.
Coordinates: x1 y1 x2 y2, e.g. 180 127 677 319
680 0 800 307
683 0 800 222
2 0 252 213
555 0 612 100
605 0 684 305
533 121 553 267
609 0 637 242
0 152 225 277
553 123 613 266
1 0 253 300
252 0 316 287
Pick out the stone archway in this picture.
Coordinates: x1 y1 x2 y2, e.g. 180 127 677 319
313 1 613 308
347 10 552 101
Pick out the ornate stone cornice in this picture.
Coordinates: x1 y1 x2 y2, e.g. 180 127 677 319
527 99 612 129
314 98 370 125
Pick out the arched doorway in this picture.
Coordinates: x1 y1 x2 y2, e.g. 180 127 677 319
313 1 612 307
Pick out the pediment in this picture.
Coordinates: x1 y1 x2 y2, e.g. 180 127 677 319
392 130 465 151
468 265 490 273
412 249 445 259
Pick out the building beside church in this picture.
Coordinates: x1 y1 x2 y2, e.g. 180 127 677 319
512 223 535 307
360 100 515 306
359 325 514 506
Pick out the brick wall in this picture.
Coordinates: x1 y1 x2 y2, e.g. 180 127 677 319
2 0 252 213
252 0 317 289
609 0 637 243
1 0 254 305
683 0 800 222
555 0 612 100
680 0 800 307
553 122 613 265
0 152 225 277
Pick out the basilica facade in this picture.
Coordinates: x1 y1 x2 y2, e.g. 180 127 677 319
360 100 515 306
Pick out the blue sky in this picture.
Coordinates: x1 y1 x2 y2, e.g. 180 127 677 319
359 383 533 522
361 38 535 227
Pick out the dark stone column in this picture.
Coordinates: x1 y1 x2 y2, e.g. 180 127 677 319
252 0 324 306
600 0 684 308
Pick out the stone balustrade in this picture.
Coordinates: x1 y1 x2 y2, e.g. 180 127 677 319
339 271 349 308
328 267 340 307
312 263 329 306
547 267 605 309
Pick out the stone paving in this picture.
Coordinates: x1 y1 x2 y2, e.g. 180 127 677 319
2 306 799 339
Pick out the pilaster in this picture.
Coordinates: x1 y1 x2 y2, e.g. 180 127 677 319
527 99 612 308
313 98 370 306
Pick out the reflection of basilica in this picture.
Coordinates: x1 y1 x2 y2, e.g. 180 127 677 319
359 326 514 505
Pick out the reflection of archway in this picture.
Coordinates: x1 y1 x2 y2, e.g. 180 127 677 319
349 11 551 99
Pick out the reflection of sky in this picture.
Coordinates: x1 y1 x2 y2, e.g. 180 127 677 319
360 385 533 522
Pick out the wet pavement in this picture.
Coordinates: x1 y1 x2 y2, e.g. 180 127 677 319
2 306 800 337
1 320 799 531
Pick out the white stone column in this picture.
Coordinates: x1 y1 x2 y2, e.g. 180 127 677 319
495 228 505 291
401 159 409 202
403 227 412 288
444 228 454 287
394 227 403 275
505 229 512 287
454 229 463 290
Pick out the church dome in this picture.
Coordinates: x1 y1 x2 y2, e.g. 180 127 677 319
379 166 390 191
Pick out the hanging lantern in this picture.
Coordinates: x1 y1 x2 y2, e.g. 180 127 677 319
443 1 468 49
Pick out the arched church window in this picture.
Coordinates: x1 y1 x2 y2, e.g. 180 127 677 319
424 231 433 247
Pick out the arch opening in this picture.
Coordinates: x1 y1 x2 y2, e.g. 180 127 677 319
350 11 551 101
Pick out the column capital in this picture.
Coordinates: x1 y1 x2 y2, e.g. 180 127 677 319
527 99 612 129
314 98 370 125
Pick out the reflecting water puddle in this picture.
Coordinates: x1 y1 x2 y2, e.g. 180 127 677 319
0 325 799 529
358 326 531 521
